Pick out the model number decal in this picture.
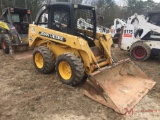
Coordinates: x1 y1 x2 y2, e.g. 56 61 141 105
124 29 133 37
39 31 66 42
124 30 133 34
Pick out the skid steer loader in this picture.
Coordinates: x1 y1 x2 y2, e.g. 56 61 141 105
0 7 32 59
119 13 160 61
28 3 156 114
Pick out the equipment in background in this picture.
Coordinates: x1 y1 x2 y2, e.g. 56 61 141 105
119 13 160 61
0 7 32 59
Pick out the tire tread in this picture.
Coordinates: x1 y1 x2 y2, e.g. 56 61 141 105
55 52 85 86
33 46 55 74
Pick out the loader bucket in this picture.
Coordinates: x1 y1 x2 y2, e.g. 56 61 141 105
10 44 32 60
84 59 156 114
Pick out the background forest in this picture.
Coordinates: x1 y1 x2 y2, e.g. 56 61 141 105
0 0 160 27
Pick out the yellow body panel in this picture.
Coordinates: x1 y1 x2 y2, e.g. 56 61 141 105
0 21 9 30
29 24 113 74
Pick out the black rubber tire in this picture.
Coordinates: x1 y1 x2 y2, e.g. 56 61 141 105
1 34 12 54
130 42 151 61
55 52 85 86
33 46 55 74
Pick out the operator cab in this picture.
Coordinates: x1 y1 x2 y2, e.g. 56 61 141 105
146 11 160 26
143 11 160 40
35 3 96 47
1 7 31 34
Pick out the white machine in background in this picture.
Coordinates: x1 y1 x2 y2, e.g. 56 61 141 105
119 13 160 61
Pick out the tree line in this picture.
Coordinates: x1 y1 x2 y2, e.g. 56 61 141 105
0 0 160 27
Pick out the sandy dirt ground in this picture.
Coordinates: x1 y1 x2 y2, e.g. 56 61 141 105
0 47 160 120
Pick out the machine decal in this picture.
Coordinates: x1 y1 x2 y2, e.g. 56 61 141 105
150 35 160 39
79 39 84 45
31 27 36 34
39 31 66 42
29 36 33 42
124 34 132 37
124 29 133 37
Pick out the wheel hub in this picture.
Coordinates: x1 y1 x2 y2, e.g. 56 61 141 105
58 61 72 80
35 52 44 68
134 47 146 58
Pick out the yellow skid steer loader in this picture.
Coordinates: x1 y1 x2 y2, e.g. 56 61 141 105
0 7 32 59
28 3 156 114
